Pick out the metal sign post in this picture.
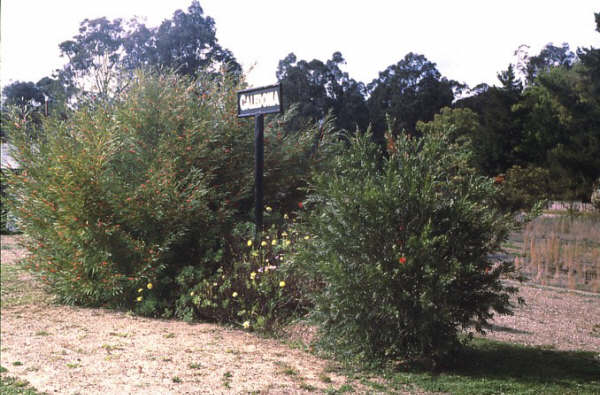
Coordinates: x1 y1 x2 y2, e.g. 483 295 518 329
237 84 282 240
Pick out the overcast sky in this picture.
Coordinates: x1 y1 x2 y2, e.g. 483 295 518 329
1 0 599 91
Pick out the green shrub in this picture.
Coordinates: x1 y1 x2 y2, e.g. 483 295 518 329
497 165 552 212
173 221 309 331
290 128 521 365
4 70 320 328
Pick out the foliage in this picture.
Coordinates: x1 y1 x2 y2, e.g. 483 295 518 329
173 222 309 331
497 165 552 212
276 52 369 133
591 178 600 211
290 127 520 365
517 43 577 86
367 53 458 140
455 70 524 176
57 1 240 99
1 77 73 140
514 63 600 201
415 107 480 147
4 69 320 328
0 374 41 395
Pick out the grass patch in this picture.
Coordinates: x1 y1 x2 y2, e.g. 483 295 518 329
319 373 333 383
0 375 42 394
222 371 232 389
380 338 600 394
299 382 317 391
0 255 46 308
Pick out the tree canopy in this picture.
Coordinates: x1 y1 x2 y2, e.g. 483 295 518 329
276 51 368 132
366 53 458 140
57 1 240 98
2 3 598 202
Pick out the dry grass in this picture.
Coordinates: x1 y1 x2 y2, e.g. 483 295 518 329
2 233 599 394
0 235 408 394
507 214 600 293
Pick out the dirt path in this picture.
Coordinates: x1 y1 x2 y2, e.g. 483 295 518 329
0 236 396 394
2 235 599 394
1 304 369 394
486 283 600 352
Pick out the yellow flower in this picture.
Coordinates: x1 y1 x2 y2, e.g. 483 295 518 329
265 206 272 212
271 239 277 246
136 296 143 302
232 291 238 298
213 282 218 287
261 241 267 247
284 240 291 246
147 283 153 290
250 272 256 280
279 281 286 288
190 291 194 296
137 288 143 293
304 235 310 240
247 239 253 247
243 320 250 329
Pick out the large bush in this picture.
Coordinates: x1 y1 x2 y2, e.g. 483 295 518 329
5 70 320 327
290 128 521 365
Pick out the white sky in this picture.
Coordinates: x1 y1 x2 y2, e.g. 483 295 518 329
1 0 599 92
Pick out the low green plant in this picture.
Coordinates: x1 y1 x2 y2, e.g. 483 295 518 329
291 128 522 365
174 221 309 331
0 375 41 395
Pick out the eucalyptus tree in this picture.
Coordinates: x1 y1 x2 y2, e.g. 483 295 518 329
366 53 457 141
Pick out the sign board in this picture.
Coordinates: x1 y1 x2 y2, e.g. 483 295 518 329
237 84 282 118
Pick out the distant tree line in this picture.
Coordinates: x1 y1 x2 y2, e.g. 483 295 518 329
2 2 599 202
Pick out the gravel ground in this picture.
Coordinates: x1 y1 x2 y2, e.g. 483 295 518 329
1 235 599 394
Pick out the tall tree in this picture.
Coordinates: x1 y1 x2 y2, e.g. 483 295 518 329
517 43 577 85
367 53 457 140
1 76 73 139
455 64 525 176
57 1 240 98
577 12 600 98
58 17 127 98
276 51 368 132
2 81 45 109
147 1 240 76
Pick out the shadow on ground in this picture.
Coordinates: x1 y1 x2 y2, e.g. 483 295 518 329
387 338 600 394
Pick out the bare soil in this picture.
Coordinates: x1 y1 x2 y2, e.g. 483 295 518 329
1 235 599 394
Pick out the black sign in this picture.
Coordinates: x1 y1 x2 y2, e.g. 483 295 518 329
237 84 281 118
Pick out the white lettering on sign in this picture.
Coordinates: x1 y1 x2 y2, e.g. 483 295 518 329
239 90 280 111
